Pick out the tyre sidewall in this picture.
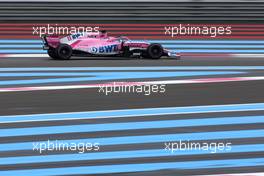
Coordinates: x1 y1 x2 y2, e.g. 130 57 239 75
147 43 163 59
56 44 72 60
47 48 58 59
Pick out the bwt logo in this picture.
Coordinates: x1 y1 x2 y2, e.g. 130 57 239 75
91 44 118 53
67 33 84 41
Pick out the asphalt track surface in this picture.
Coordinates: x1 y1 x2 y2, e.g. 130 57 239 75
0 56 264 176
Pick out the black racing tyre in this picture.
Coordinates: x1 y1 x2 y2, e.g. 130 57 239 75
56 44 72 60
47 48 58 59
122 46 132 57
147 43 163 59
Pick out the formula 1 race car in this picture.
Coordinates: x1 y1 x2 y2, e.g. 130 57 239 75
41 31 180 60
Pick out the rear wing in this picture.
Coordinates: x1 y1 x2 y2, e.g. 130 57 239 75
41 34 60 49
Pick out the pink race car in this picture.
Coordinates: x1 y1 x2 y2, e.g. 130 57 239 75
42 31 180 60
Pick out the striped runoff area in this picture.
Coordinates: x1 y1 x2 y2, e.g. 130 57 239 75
0 66 263 92
0 103 264 175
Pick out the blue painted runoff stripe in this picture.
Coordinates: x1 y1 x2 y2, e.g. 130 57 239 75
0 71 242 77
0 103 264 123
0 66 264 71
0 144 263 165
0 45 42 48
0 50 46 54
0 129 263 152
0 71 241 86
0 39 43 44
0 40 42 43
0 157 263 176
1 115 263 138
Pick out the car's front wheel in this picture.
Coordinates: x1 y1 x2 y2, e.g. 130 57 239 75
147 43 163 59
56 44 72 60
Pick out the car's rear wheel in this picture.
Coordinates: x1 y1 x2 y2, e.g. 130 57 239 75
147 43 163 59
47 48 58 59
56 44 72 60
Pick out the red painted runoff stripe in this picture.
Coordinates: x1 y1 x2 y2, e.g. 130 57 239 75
1 23 264 27
1 27 264 31
2 31 264 35
2 35 264 39
0 23 263 39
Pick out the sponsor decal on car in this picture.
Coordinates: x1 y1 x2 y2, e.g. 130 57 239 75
67 33 84 41
90 44 118 54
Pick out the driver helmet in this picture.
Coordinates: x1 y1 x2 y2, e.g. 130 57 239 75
100 30 108 38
